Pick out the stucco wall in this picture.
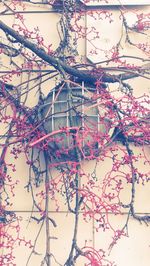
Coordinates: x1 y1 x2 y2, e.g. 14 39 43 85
0 2 150 266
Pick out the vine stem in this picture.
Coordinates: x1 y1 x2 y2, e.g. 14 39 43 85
44 151 51 266
64 167 81 266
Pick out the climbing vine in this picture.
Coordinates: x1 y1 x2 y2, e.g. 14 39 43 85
0 1 150 265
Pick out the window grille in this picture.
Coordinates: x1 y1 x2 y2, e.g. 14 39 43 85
39 83 110 161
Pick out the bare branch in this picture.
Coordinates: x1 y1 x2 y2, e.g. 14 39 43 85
0 20 145 86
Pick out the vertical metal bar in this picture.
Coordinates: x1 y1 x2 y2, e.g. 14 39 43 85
52 89 55 131
67 88 69 146
82 81 85 146
96 88 100 151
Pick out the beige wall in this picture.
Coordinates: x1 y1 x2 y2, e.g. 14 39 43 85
0 2 150 266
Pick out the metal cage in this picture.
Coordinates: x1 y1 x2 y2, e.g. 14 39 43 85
38 84 110 161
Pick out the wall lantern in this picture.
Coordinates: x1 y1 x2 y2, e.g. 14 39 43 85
37 84 111 162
